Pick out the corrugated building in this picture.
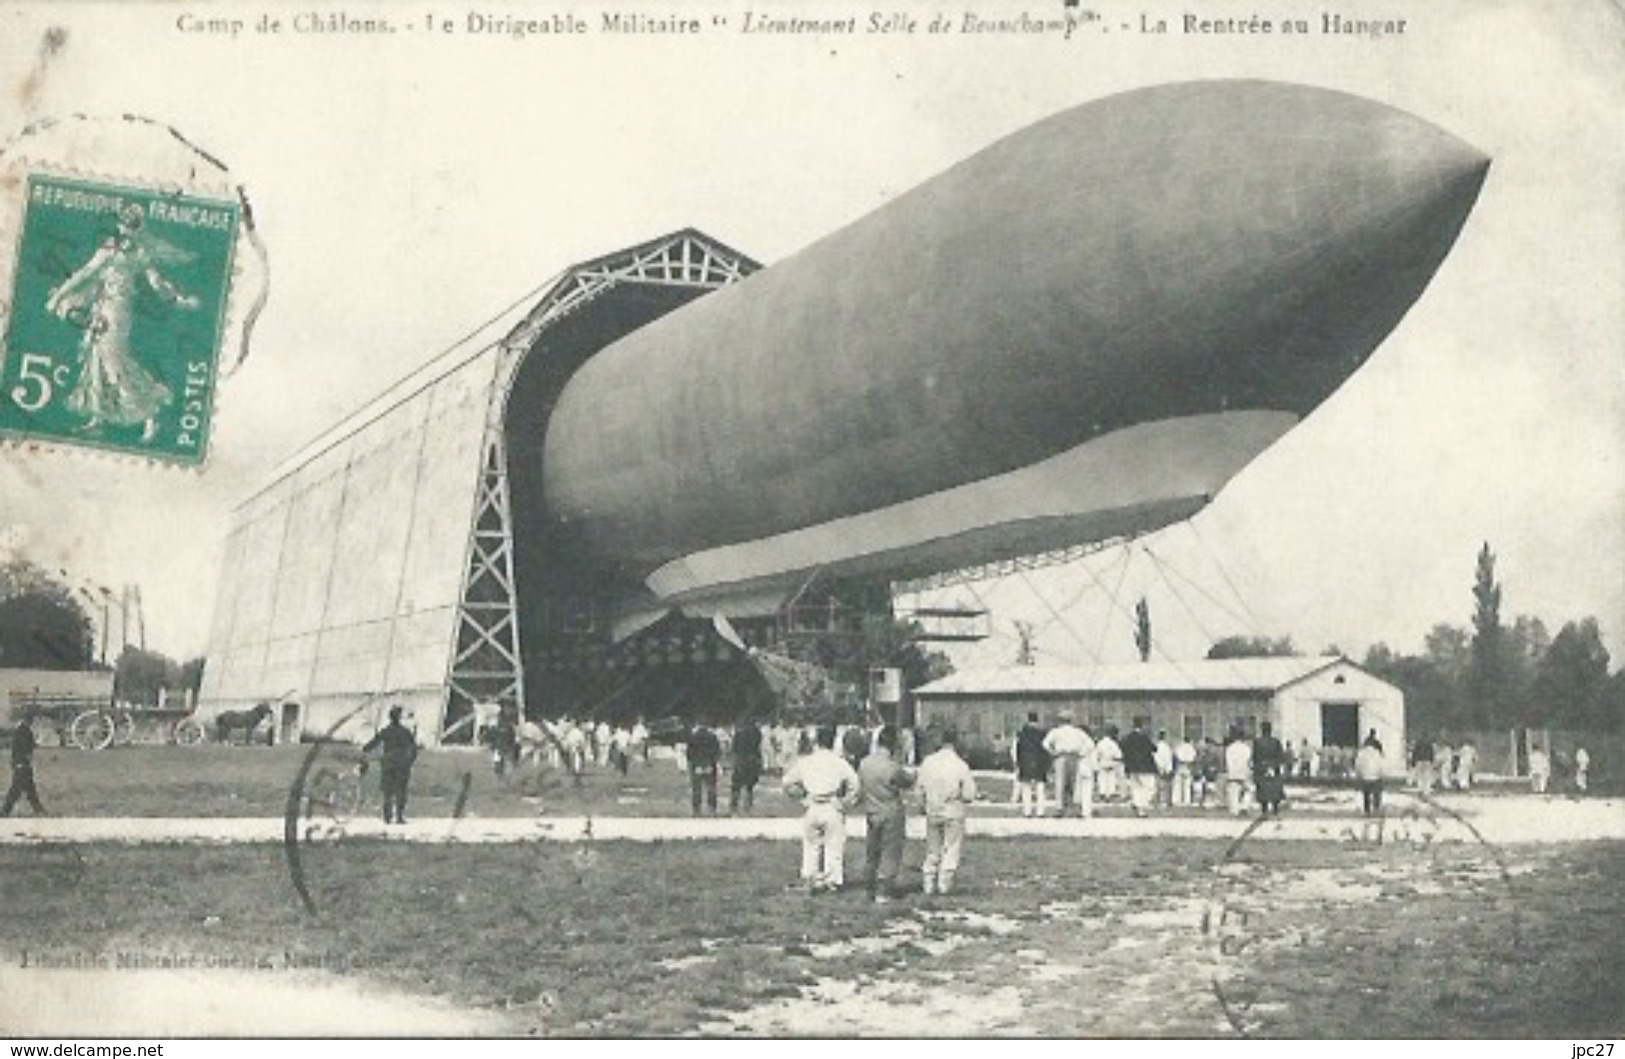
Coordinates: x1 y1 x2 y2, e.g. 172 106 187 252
914 656 1406 775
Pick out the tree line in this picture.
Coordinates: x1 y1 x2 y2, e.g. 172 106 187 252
1206 544 1622 734
0 558 204 707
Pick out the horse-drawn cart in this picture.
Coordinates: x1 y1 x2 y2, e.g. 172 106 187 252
69 702 205 749
13 692 204 749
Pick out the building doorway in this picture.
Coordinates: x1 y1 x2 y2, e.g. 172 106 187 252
278 702 302 745
1320 702 1359 748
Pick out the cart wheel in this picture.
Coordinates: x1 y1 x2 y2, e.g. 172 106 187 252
173 717 206 747
70 709 116 751
113 710 136 747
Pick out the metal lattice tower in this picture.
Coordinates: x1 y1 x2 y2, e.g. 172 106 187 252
442 231 759 739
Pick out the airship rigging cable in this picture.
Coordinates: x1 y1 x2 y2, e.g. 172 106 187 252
1077 547 1204 685
1186 519 1266 635
1091 546 1134 664
1011 547 1121 662
1140 543 1262 686
1143 539 1262 637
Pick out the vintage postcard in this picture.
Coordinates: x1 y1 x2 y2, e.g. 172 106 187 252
0 0 1619 1044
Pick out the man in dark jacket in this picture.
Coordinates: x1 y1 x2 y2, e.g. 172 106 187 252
686 723 721 816
1013 712 1051 818
729 720 764 814
362 706 418 825
1252 721 1287 816
1119 721 1159 817
2 711 47 816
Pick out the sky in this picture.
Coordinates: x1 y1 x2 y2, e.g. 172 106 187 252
0 0 1620 671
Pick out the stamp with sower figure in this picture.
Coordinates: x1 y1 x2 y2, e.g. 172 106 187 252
0 173 240 464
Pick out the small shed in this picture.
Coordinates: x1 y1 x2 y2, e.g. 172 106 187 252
913 656 1406 776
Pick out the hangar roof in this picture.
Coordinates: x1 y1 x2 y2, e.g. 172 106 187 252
914 656 1367 697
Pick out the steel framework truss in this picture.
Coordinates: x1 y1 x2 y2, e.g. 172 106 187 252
441 231 760 740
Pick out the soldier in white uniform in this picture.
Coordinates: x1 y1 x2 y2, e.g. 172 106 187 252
781 726 860 892
1042 714 1094 818
917 729 978 896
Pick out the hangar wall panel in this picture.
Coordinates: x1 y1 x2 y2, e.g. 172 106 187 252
200 348 500 733
267 471 347 640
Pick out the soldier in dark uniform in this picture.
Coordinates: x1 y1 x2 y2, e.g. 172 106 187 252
2 710 47 817
686 723 721 816
362 706 418 825
1252 721 1287 816
729 719 764 814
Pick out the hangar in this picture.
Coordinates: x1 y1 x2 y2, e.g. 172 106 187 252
913 656 1408 776
198 231 765 743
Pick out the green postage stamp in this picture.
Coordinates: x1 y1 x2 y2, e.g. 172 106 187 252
0 174 241 465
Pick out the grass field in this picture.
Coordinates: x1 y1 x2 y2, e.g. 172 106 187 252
16 744 808 819
14 744 1589 820
1 832 1621 1037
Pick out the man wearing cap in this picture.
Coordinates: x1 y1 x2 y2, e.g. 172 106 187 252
362 705 418 825
1 710 47 817
1042 712 1094 818
782 725 860 892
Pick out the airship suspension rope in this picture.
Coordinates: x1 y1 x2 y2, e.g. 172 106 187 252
1014 567 1101 664
1142 539 1263 637
1090 546 1134 664
1140 544 1260 686
1075 547 1204 685
1012 548 1121 663
1185 520 1266 634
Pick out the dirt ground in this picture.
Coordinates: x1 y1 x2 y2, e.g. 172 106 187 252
1 831 1620 1038
3 745 1620 1038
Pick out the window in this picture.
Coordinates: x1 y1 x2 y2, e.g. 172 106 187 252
1183 714 1204 743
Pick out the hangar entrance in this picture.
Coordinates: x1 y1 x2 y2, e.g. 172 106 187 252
1320 701 1360 748
440 231 762 737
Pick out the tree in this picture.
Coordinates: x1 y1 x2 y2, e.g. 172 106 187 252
1532 619 1612 730
0 559 94 670
179 657 206 699
1133 598 1152 662
113 646 182 707
1365 641 1460 735
1206 634 1296 659
1503 614 1551 717
1468 543 1509 725
1013 620 1037 666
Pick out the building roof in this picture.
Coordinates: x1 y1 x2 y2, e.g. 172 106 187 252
914 656 1350 697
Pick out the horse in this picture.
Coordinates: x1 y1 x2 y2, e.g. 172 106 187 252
215 702 272 745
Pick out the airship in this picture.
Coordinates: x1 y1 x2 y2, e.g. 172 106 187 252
537 80 1490 628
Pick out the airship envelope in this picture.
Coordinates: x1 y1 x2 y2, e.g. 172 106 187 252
540 80 1490 620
